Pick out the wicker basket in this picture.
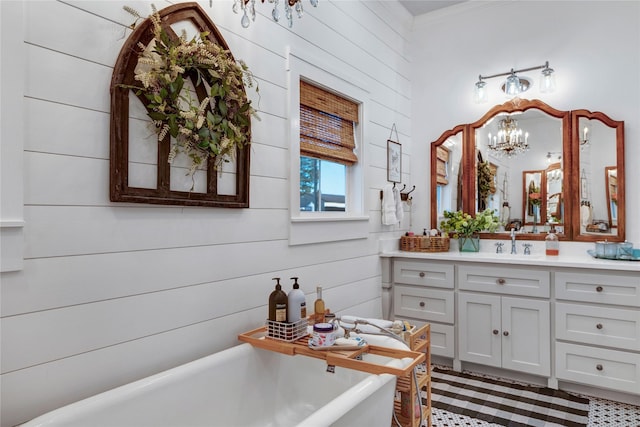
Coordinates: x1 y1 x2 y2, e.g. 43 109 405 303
400 235 450 252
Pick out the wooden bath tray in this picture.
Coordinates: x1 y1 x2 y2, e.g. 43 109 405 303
238 326 425 377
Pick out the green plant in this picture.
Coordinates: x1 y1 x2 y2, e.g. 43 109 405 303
121 6 259 176
439 209 500 238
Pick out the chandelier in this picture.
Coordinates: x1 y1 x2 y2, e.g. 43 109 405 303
487 117 529 158
233 0 318 28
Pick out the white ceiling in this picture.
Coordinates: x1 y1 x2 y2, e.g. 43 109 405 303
399 0 467 16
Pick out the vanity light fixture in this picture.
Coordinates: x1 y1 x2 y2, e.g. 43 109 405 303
546 151 562 164
474 61 556 104
233 0 318 28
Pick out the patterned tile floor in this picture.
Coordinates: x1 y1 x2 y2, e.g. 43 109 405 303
430 390 640 427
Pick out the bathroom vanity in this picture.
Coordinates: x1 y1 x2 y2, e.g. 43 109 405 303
381 250 640 403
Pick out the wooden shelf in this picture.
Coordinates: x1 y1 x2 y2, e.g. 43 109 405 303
238 326 425 377
393 323 432 427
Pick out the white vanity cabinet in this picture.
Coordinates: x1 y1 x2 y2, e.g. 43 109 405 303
385 251 640 402
392 260 455 357
554 270 640 395
458 265 551 376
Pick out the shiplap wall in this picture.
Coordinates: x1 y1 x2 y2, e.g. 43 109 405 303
0 1 412 425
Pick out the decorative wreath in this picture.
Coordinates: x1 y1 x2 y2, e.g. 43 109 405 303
123 6 259 175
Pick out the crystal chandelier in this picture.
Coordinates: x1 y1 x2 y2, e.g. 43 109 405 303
233 0 319 28
487 117 529 158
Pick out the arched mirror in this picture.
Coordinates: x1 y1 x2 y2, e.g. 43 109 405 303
571 110 625 242
469 99 570 240
429 100 624 241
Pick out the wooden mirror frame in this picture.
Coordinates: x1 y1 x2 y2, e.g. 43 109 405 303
430 99 625 242
570 110 625 242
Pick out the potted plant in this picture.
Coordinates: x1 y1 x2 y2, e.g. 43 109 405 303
440 209 500 252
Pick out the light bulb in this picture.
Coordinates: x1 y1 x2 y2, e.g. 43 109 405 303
474 79 488 104
540 62 556 93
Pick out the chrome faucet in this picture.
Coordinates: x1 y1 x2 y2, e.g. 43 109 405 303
523 243 532 255
495 242 504 254
510 229 517 254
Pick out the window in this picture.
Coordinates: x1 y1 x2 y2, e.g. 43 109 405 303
298 81 358 213
288 52 369 245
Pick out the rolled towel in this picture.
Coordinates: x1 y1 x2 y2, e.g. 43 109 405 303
340 316 394 333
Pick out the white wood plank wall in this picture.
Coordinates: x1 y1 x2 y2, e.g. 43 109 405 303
0 1 413 425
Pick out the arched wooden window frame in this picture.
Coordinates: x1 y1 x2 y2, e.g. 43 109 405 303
110 2 250 208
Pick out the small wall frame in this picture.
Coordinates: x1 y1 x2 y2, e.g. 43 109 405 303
387 139 402 183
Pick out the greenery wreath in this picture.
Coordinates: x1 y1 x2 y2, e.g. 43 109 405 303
123 6 259 175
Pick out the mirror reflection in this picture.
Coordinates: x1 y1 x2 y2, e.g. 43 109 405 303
474 109 564 235
577 117 618 236
433 130 463 221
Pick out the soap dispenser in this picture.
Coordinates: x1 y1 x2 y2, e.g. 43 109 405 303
287 277 306 323
545 225 559 256
269 278 288 322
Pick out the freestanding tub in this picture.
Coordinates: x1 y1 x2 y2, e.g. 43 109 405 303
22 341 407 427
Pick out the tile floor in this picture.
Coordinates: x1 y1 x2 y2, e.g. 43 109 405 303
430 391 640 427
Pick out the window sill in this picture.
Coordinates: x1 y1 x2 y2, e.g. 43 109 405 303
289 215 369 246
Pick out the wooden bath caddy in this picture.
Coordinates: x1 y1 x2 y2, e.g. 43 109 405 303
238 326 425 378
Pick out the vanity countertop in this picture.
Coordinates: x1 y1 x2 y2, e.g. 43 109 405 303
381 250 640 272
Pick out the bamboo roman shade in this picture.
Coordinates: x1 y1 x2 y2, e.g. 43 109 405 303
300 81 358 166
436 146 449 185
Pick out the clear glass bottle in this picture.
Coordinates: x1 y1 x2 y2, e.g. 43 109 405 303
314 286 325 324
545 226 559 256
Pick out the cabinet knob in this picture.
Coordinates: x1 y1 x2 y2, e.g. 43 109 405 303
503 330 509 336
419 301 425 308
419 272 425 278
596 323 603 330
493 329 499 335
497 278 506 285
596 286 603 292
596 364 603 371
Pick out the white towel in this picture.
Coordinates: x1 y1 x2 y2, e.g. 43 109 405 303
340 316 394 333
381 184 397 225
394 186 404 224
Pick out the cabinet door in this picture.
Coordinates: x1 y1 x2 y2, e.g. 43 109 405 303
458 293 501 367
501 297 550 376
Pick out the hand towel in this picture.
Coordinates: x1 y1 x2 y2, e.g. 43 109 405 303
381 184 397 225
394 186 404 224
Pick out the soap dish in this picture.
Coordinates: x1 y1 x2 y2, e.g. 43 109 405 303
587 249 640 261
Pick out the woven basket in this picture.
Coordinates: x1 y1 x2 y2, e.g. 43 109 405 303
400 235 450 253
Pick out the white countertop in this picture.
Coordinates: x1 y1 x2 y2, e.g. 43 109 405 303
381 249 640 272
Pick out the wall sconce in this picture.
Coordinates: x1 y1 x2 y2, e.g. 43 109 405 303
546 151 562 164
580 125 590 145
474 61 556 104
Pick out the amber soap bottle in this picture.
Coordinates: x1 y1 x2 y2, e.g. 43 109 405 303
268 278 288 322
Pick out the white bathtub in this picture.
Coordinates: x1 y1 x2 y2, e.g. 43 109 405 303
23 340 408 427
